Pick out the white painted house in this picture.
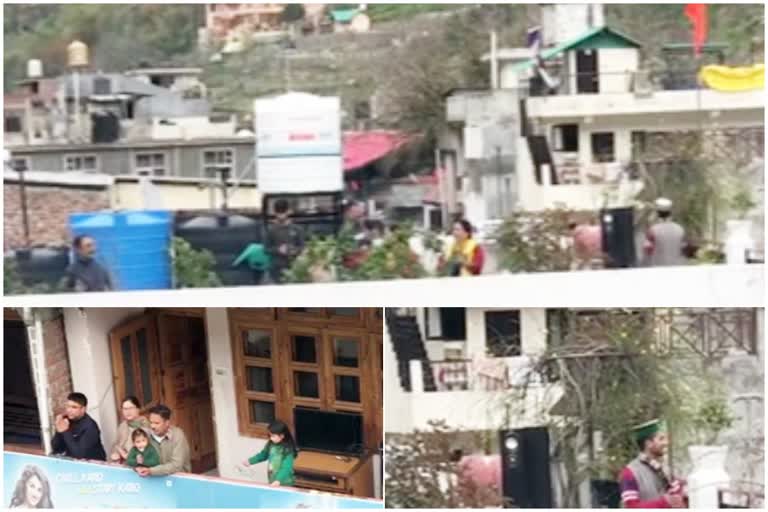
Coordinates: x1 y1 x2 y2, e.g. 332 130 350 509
439 4 764 231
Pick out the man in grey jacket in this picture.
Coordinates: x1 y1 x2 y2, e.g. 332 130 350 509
64 235 113 292
135 404 191 477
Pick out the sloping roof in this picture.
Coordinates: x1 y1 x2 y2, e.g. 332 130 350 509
342 130 413 172
512 26 643 73
331 8 358 23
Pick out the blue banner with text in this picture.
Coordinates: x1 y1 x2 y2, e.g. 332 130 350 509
4 451 382 509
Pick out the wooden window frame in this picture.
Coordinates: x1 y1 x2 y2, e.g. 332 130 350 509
230 308 275 321
108 313 163 416
230 318 282 437
230 309 381 449
324 328 366 413
278 308 367 327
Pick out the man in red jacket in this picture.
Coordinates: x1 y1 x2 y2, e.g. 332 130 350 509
618 419 687 508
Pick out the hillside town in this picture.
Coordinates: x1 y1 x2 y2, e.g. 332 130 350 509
3 3 764 294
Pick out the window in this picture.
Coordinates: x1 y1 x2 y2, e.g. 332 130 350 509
235 324 279 430
279 308 365 326
202 148 234 178
134 152 168 176
5 116 22 133
64 154 99 172
9 158 29 172
425 308 467 340
485 310 521 357
591 132 615 163
553 124 579 152
631 131 648 159
230 310 380 444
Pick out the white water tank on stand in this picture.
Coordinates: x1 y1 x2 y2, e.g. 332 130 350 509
687 445 730 508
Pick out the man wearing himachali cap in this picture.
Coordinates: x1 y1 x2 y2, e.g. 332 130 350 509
618 419 687 508
643 198 687 267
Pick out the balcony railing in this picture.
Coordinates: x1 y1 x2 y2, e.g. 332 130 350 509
546 156 697 185
519 70 707 97
423 357 543 392
547 308 759 359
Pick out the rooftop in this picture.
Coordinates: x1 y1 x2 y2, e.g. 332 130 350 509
512 26 643 73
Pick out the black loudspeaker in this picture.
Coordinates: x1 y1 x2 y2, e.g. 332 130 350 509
499 427 553 508
600 207 637 268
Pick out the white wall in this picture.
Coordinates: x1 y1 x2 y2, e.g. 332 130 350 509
598 48 640 94
396 360 563 433
205 308 269 483
526 89 764 122
383 323 413 434
62 308 144 455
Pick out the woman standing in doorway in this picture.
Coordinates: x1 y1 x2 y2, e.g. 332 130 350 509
109 396 149 463
242 421 297 487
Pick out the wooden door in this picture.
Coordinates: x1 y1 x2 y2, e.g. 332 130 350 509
109 313 162 414
156 312 216 473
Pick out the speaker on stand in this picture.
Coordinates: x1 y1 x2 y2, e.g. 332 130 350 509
499 427 553 508
600 207 637 268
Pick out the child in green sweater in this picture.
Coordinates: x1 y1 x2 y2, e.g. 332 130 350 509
243 421 297 487
126 428 160 470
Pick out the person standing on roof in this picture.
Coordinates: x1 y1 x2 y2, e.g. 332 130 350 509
618 419 687 508
643 198 687 267
64 235 113 292
266 199 305 284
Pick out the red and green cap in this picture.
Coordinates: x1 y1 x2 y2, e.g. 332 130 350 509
632 419 665 443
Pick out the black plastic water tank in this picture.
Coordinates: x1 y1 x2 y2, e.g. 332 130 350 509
9 246 70 290
174 214 263 286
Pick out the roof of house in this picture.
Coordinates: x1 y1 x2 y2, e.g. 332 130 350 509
511 26 643 73
63 73 170 98
330 8 359 23
124 67 204 77
343 130 413 172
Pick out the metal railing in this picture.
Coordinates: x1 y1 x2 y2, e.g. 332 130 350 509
518 69 707 97
427 358 523 392
547 308 759 359
544 157 698 185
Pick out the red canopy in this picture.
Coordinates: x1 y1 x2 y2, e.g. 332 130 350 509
343 130 412 172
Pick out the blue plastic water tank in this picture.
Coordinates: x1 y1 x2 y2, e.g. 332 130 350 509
69 211 172 290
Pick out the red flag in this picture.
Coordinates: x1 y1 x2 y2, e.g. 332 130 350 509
685 4 708 56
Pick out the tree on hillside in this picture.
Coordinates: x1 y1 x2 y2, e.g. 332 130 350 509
371 5 527 144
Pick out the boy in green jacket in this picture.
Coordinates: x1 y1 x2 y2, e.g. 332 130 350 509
126 428 160 469
243 421 297 486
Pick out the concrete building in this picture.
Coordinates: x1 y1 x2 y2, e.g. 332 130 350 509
204 4 286 40
439 4 764 235
4 307 383 499
4 67 236 149
385 306 764 506
7 137 255 178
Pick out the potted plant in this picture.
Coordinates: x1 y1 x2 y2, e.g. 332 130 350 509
724 185 757 264
687 398 734 508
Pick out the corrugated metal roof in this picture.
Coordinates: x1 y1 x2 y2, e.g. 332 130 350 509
511 26 642 73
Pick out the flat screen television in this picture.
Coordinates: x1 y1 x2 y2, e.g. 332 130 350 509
293 407 364 456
